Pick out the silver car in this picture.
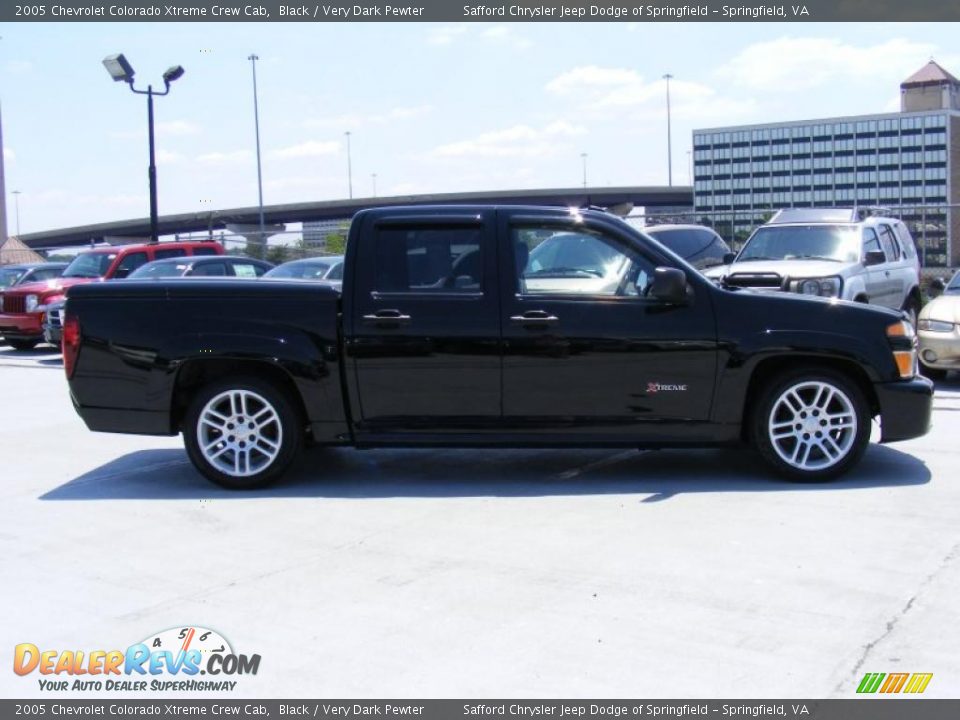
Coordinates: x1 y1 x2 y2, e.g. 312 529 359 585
705 208 923 325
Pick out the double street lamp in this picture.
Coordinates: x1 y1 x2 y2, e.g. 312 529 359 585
103 53 185 243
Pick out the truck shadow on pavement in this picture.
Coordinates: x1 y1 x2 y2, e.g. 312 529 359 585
41 443 930 501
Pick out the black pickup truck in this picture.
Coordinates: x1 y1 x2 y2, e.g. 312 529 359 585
63 205 933 489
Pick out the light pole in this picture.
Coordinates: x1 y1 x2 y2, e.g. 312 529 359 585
687 150 693 186
248 54 265 244
103 54 184 244
580 152 588 188
372 173 377 197
11 190 21 238
345 131 353 199
663 73 673 187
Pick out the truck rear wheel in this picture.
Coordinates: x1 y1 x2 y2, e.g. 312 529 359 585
751 369 870 481
6 339 39 351
183 376 302 489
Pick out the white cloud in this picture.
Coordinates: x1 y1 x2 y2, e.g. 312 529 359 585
431 121 586 159
197 150 252 166
545 65 758 123
717 37 957 91
4 60 32 74
546 66 643 96
302 104 432 129
427 25 468 46
271 140 340 159
480 25 533 50
157 120 201 136
156 149 184 165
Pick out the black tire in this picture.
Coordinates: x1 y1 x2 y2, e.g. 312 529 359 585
919 363 947 381
902 296 921 329
182 375 303 489
751 368 871 482
7 339 39 351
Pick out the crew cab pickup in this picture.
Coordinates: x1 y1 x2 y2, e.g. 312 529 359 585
0 240 223 350
63 206 933 489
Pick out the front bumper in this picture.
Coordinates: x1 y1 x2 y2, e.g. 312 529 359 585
0 312 44 340
875 376 934 442
918 329 960 371
43 323 62 346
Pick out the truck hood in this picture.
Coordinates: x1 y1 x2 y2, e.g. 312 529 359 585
920 293 960 323
3 277 96 298
706 259 849 280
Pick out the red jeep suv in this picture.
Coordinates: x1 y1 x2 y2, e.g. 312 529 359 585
0 241 224 350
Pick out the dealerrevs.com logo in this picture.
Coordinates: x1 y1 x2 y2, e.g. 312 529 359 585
13 626 260 692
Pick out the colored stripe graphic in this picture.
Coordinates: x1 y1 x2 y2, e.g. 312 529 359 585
857 673 885 693
903 673 934 694
880 673 910 693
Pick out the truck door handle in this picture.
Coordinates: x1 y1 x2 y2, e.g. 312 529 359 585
510 310 559 329
362 309 412 327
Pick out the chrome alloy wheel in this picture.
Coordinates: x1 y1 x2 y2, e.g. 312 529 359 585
767 380 857 472
196 389 283 477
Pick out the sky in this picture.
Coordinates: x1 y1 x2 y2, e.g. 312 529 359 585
2 21 960 235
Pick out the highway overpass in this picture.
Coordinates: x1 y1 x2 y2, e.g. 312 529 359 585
20 186 693 250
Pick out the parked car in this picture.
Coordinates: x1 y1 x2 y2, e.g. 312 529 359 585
64 205 931 489
0 262 68 289
0 241 223 350
128 255 273 279
917 269 960 379
264 256 344 282
643 225 732 272
705 208 923 325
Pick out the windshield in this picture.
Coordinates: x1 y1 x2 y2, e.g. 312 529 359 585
129 262 188 279
265 261 332 279
0 268 25 288
63 252 117 279
646 228 728 265
737 225 859 263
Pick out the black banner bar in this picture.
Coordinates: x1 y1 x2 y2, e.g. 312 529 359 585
3 700 960 720
4 0 960 22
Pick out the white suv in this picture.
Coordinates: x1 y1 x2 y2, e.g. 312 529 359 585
706 208 923 324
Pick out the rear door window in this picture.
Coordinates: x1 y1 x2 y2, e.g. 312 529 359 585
113 252 148 279
229 262 264 278
374 226 482 293
191 246 221 257
154 248 187 261
190 262 228 277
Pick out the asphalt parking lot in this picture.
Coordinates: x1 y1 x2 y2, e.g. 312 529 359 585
2 344 959 699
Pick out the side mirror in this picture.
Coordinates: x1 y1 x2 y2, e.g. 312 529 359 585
863 250 886 266
722 252 737 265
650 267 689 305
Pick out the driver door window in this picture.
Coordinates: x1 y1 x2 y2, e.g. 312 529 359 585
515 227 654 297
863 229 883 259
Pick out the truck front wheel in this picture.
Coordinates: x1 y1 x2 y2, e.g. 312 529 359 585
751 369 871 481
183 376 302 489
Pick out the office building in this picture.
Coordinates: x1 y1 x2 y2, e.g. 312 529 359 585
692 60 960 266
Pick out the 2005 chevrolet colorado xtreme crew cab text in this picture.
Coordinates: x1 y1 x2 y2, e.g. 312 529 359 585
63 206 933 488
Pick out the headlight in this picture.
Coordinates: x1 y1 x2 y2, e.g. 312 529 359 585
798 279 821 295
795 277 842 298
25 294 39 313
918 318 955 333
